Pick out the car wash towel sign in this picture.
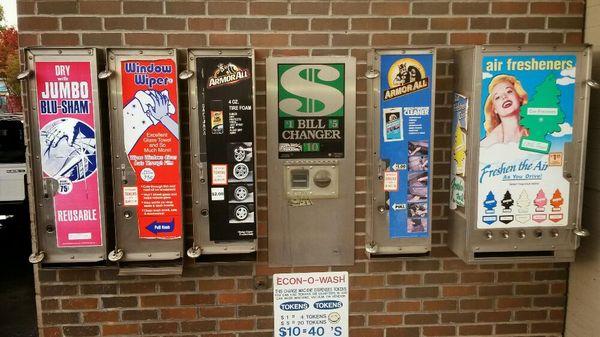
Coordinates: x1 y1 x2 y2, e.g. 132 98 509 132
36 61 103 247
120 59 182 239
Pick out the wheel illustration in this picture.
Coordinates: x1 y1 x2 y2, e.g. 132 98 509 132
234 205 249 221
233 163 249 180
233 146 246 162
233 185 249 201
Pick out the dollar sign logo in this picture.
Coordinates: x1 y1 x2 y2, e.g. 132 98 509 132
278 65 344 117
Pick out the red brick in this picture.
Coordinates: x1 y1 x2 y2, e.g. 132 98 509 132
43 327 61 337
141 322 178 334
479 285 513 296
451 33 486 45
423 326 456 336
250 2 288 15
310 18 349 31
350 328 384 337
251 34 289 47
497 297 531 308
531 2 566 14
529 33 564 44
161 308 197 320
369 314 403 325
82 33 122 46
42 33 80 46
38 1 78 14
61 17 103 30
405 287 439 298
141 295 177 307
386 301 420 312
387 274 421 285
16 1 35 15
352 18 389 31
18 17 59 31
452 2 489 14
424 300 457 311
43 312 80 325
62 298 98 310
165 2 205 15
291 2 329 15
495 323 527 334
498 271 531 282
351 275 385 287
369 261 404 273
458 324 493 335
405 313 438 325
386 327 419 337
368 288 402 300
431 18 468 30
220 318 255 331
515 309 547 320
413 2 450 15
208 2 247 15
104 17 144 30
509 17 546 29
372 2 409 15
516 284 548 295
147 17 186 30
411 33 447 45
477 311 511 322
460 299 493 310
531 322 563 333
272 19 308 31
332 2 369 15
123 1 163 14
124 33 164 46
492 2 528 14
350 301 384 313
292 34 329 46
83 311 119 323
238 305 272 317
372 34 409 46
63 326 100 337
489 33 526 44
441 312 475 324
443 285 476 297
424 273 458 284
231 18 269 31
218 292 254 304
119 282 156 294
209 34 247 47
102 324 139 336
200 307 236 318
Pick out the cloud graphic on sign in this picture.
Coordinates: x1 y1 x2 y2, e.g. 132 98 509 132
561 67 576 78
551 122 573 137
556 76 576 86
557 67 576 86
482 72 493 80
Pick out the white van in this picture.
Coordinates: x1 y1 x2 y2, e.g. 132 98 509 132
0 116 26 207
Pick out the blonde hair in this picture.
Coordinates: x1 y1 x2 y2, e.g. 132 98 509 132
483 75 528 135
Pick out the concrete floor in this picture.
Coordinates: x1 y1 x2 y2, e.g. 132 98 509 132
0 203 37 337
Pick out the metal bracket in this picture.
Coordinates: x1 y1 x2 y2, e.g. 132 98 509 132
17 69 33 81
186 245 201 258
365 241 378 254
179 69 194 80
573 228 590 237
586 79 600 90
365 69 380 79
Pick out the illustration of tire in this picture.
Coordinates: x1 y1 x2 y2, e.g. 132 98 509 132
234 205 249 221
233 163 249 180
233 185 249 201
233 146 247 162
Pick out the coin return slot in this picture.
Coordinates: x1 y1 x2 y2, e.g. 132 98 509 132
291 169 309 189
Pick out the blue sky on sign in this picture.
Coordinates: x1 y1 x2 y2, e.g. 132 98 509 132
1 0 17 28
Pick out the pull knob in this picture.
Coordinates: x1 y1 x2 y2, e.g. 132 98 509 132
485 231 493 240
502 231 509 239
518 230 526 239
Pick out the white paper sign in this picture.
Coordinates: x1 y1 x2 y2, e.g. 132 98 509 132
123 186 138 206
211 187 225 201
211 164 228 185
274 272 348 337
383 171 399 191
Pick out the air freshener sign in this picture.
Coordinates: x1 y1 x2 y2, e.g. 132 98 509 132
277 64 345 159
379 53 433 238
36 61 103 247
120 59 182 239
197 56 256 241
477 55 575 229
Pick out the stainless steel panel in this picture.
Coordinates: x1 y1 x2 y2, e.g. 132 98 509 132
185 49 256 256
23 48 107 263
105 48 182 262
449 45 592 263
366 48 436 256
267 57 356 266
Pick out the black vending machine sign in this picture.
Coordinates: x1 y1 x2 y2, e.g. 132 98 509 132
197 56 256 241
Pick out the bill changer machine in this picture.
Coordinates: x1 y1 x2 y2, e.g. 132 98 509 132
266 57 356 266
449 45 594 263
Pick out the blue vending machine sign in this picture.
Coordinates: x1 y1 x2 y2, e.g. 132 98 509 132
379 52 434 239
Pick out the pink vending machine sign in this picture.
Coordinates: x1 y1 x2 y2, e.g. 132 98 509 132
36 61 103 247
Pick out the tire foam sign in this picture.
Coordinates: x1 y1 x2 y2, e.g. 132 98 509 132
274 272 348 337
120 59 182 239
36 61 103 247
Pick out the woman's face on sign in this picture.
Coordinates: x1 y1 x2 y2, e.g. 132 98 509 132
491 81 521 117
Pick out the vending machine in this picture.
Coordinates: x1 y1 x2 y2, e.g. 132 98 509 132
20 48 108 264
266 57 356 266
449 45 594 263
181 49 257 257
365 49 436 255
102 49 183 264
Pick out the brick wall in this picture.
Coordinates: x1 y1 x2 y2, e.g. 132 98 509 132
17 1 584 337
